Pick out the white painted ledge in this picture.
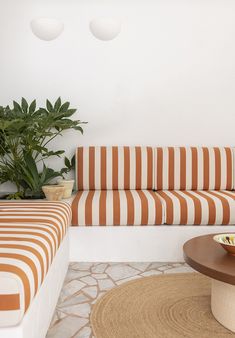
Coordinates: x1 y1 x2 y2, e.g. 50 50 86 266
69 226 235 262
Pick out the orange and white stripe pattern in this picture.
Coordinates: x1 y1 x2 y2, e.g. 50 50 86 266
157 190 235 225
72 190 163 226
155 147 233 190
76 146 154 190
0 201 71 327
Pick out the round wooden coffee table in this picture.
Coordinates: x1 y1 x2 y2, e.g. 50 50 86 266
183 234 235 332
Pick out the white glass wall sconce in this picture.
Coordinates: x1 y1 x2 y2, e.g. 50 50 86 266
30 18 64 41
89 17 121 41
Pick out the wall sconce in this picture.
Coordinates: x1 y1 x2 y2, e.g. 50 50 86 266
30 18 64 41
89 17 121 41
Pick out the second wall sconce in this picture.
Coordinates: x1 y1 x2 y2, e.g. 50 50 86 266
89 17 121 41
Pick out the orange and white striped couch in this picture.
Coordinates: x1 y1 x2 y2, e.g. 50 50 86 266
72 146 235 226
1 146 234 332
0 201 71 331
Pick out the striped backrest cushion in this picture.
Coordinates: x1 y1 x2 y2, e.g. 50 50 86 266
154 147 234 190
76 146 154 190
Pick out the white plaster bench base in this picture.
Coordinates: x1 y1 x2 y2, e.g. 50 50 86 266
69 225 235 262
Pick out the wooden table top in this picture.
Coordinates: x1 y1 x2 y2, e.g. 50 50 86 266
183 234 235 285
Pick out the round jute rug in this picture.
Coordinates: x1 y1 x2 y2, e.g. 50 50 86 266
91 273 235 338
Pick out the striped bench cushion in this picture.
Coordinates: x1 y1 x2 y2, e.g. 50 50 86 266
75 146 154 190
156 190 235 225
155 147 234 190
71 190 163 225
0 201 71 327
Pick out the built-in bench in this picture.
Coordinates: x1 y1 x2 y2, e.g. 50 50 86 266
1 145 235 338
70 146 235 262
0 201 71 338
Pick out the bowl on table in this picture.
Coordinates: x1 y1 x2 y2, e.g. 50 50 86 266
213 234 235 256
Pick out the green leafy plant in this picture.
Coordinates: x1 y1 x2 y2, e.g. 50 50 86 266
0 97 86 199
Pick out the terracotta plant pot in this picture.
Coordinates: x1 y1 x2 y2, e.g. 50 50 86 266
42 185 65 201
57 179 75 198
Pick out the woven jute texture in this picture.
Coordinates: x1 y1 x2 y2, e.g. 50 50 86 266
91 273 235 338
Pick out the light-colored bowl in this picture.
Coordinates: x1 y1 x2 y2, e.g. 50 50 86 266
57 179 74 198
42 185 65 201
213 234 235 256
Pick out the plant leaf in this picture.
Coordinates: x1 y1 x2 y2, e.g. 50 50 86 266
59 102 70 112
23 152 39 184
71 155 75 169
64 157 70 168
74 126 84 134
21 98 28 113
29 100 37 114
46 100 53 112
54 97 61 111
13 101 22 113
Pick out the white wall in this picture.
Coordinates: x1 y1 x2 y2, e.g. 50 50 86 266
0 0 235 186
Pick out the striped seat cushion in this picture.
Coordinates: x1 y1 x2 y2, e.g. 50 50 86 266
76 146 154 190
71 190 163 225
0 201 71 327
155 147 234 190
156 190 235 225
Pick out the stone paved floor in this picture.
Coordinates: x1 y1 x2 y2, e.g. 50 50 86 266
46 262 194 338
